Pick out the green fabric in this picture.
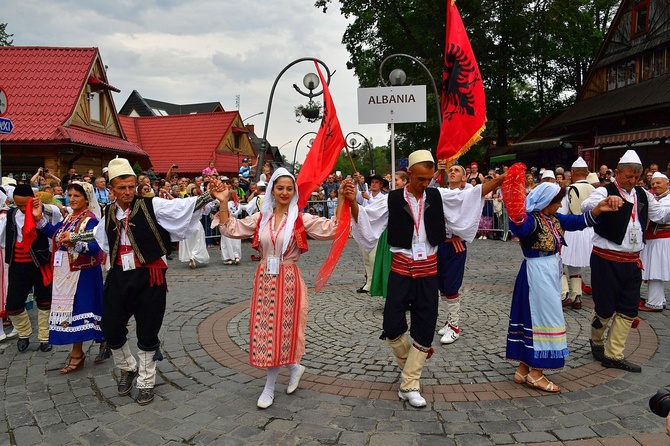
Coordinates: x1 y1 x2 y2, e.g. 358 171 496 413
370 228 391 299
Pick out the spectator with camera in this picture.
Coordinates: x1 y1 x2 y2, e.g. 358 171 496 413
30 167 61 190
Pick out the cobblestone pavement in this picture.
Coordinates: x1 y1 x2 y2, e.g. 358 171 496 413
1 237 669 445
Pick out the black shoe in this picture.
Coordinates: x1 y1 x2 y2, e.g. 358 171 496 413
356 287 369 294
601 357 642 373
136 388 154 405
117 369 138 396
17 338 29 352
590 340 605 362
39 342 52 352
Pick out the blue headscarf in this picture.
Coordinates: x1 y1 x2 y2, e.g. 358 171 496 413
525 182 560 213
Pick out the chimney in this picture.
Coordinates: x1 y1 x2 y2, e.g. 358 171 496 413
246 124 255 133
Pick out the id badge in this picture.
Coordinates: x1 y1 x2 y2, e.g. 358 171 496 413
53 251 64 267
267 255 280 275
412 242 427 261
121 251 136 271
445 230 453 239
629 227 641 244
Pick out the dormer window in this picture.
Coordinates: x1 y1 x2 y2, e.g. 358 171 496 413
89 91 101 122
631 0 650 38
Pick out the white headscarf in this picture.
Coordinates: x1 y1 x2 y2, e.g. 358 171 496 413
258 167 299 260
72 181 102 220
525 182 560 213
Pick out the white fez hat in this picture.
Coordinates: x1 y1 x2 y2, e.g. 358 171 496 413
619 150 642 165
571 157 588 168
586 172 599 184
107 157 136 181
2 176 16 186
408 150 434 168
652 172 669 181
541 169 555 179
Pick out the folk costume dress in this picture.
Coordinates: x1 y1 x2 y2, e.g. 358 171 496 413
640 186 670 309
219 171 338 369
506 183 598 370
39 209 104 345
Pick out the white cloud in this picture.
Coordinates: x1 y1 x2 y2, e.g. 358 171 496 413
4 0 391 167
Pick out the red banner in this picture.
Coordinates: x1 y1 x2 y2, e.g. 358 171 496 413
436 0 486 163
296 61 346 209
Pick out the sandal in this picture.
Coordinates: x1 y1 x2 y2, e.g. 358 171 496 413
60 354 85 374
525 374 560 393
223 260 233 265
94 342 112 364
513 371 529 384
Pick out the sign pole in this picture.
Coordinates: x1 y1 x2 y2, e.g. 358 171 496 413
390 123 396 190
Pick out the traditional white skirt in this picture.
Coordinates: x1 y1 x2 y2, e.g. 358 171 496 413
178 225 210 265
641 238 670 281
561 227 593 268
220 235 241 261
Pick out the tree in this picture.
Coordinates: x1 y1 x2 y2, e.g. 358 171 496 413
0 22 13 46
315 0 617 157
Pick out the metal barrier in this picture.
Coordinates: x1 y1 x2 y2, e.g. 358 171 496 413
479 198 511 241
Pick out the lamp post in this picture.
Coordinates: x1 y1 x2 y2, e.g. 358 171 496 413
293 132 317 174
256 58 332 181
345 131 374 175
242 111 264 122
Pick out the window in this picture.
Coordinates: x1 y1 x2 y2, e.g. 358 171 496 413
631 0 650 38
617 63 627 88
654 48 667 77
89 92 101 122
607 66 617 90
641 53 653 81
626 59 637 85
234 134 241 149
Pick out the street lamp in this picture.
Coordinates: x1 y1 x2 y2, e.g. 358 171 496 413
293 132 317 174
242 111 264 122
256 57 332 181
345 131 374 175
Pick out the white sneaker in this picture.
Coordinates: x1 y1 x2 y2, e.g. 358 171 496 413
286 365 305 394
398 390 426 407
440 327 460 344
6 328 18 339
437 324 449 335
256 391 274 409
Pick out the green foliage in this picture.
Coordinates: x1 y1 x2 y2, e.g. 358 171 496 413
315 0 618 153
0 22 13 46
132 161 143 176
294 100 323 123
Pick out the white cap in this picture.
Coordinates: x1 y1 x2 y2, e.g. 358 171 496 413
256 181 266 188
586 172 599 184
572 157 588 168
541 170 555 179
619 150 642 165
102 167 109 174
408 150 434 168
652 172 669 181
107 158 136 181
221 176 229 181
2 177 16 186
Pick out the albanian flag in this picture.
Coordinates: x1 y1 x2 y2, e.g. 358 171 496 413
296 60 346 209
436 0 486 164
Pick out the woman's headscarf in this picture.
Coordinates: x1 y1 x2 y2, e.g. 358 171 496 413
525 182 560 213
258 167 299 259
72 181 101 219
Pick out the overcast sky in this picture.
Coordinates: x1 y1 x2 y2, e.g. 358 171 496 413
4 0 390 166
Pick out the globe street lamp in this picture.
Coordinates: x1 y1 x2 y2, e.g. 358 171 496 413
345 131 374 175
256 58 332 181
293 131 317 174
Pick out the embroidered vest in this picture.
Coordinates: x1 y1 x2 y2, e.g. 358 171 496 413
105 197 172 268
518 212 564 253
387 188 446 250
593 183 648 245
5 207 51 266
251 212 309 254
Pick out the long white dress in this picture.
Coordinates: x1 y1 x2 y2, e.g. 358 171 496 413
641 192 670 308
178 201 215 266
220 200 243 262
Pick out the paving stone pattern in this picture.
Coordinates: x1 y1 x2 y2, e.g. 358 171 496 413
1 237 669 445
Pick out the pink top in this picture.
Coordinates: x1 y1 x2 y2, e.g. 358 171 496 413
202 166 218 176
221 212 338 262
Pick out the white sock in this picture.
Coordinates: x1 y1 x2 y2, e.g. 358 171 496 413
263 367 280 395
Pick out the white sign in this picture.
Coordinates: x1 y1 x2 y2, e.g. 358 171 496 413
357 86 427 124
0 87 7 116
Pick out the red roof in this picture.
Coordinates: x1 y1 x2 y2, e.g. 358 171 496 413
0 46 146 156
119 112 249 173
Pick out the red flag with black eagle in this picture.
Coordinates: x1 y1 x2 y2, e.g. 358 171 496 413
294 60 349 292
436 0 486 164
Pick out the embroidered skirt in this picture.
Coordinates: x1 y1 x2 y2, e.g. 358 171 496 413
249 262 307 368
506 255 568 370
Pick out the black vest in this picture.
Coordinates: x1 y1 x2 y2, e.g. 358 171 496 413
105 197 172 268
593 183 648 245
387 188 446 249
4 207 51 266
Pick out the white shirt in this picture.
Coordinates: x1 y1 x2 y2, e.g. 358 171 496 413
581 182 670 253
352 185 484 255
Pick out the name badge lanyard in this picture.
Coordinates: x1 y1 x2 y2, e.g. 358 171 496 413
613 180 637 225
115 205 131 246
269 214 288 259
404 189 424 240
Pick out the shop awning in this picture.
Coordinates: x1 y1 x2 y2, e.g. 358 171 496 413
595 126 670 145
490 153 517 162
512 134 574 153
